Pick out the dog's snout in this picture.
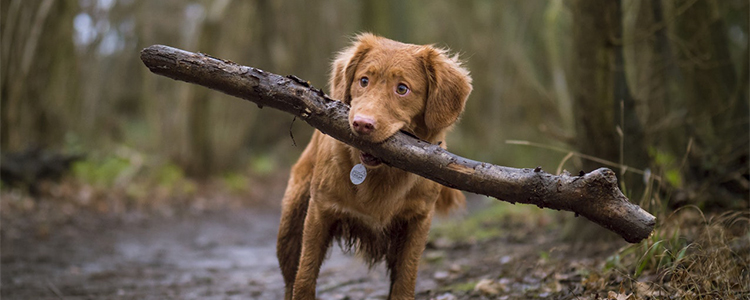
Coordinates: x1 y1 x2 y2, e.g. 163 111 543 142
352 116 376 135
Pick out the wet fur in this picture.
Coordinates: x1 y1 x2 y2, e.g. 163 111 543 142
277 33 472 300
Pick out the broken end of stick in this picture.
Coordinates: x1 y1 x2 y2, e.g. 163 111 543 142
624 204 657 243
585 167 656 243
607 200 656 243
141 45 182 75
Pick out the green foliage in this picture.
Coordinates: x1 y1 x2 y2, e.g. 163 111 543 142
155 163 185 188
72 152 196 197
72 156 131 188
664 170 682 189
605 209 749 299
610 208 692 278
152 163 197 196
249 154 277 175
222 172 249 194
603 253 621 272
631 237 689 278
431 200 553 243
538 250 551 262
649 147 683 188
432 202 506 242
440 280 478 293
125 182 148 200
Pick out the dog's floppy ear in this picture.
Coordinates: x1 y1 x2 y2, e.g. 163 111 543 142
329 33 377 104
421 46 472 130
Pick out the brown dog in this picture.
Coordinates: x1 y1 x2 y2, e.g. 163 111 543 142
277 33 472 300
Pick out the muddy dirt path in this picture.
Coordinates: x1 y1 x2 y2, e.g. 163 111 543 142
2 191 625 300
2 206 427 299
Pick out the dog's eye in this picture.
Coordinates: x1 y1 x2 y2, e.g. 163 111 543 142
395 83 409 95
359 77 369 87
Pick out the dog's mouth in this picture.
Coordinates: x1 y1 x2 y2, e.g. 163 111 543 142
359 151 382 167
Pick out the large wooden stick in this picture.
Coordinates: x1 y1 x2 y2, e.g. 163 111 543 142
140 45 655 243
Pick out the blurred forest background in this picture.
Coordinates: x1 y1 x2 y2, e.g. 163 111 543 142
1 0 748 212
2 1 749 298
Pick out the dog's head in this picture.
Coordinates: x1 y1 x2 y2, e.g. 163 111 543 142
329 34 472 166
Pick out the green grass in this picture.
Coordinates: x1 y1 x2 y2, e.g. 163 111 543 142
72 156 132 188
608 208 749 298
155 163 185 188
249 154 277 175
431 200 554 243
608 206 694 278
439 280 478 293
222 172 249 194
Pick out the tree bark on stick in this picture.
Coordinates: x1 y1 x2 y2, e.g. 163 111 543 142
140 45 655 243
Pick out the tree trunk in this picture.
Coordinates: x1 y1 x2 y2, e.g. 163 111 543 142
569 0 620 173
612 0 649 198
182 0 232 177
667 0 749 209
1 0 79 151
567 0 649 240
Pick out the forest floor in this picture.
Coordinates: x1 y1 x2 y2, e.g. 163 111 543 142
2 172 748 299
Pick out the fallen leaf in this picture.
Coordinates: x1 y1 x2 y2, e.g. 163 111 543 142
606 290 634 300
475 279 505 295
432 292 457 300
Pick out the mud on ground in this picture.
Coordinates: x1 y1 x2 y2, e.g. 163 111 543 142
3 177 742 299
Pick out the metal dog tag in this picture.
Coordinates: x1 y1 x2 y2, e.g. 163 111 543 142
350 163 367 185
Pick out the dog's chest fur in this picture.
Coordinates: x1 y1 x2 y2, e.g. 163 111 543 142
311 138 437 263
317 139 433 227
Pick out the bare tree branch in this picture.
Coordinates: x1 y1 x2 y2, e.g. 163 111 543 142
140 44 655 243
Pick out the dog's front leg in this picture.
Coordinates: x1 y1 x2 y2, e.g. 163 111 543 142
292 199 334 300
386 214 432 300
